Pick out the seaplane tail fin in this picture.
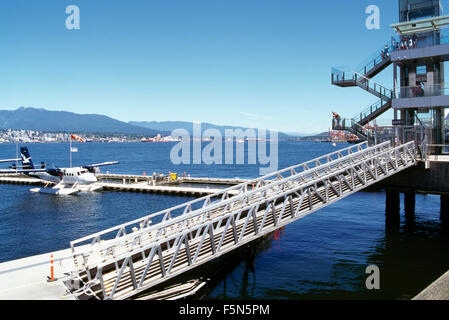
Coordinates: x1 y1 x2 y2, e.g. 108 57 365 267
20 147 34 169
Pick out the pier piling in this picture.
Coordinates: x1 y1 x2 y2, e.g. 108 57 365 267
440 195 449 229
385 190 400 228
404 192 416 215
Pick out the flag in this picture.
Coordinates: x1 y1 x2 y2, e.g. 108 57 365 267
71 134 85 142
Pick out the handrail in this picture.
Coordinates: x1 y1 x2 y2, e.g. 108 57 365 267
353 72 394 99
331 69 394 99
354 44 391 76
391 34 449 51
396 83 449 98
352 100 384 123
332 43 391 81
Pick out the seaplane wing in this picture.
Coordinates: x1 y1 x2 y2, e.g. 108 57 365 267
0 168 47 174
0 158 21 163
83 161 119 170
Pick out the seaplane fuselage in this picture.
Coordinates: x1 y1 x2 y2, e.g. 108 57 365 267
31 167 97 185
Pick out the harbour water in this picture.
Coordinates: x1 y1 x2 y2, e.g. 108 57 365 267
0 141 448 299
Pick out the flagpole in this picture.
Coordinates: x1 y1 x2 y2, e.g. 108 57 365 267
15 142 18 173
70 136 72 168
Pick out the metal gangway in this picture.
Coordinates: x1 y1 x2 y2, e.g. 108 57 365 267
67 141 419 300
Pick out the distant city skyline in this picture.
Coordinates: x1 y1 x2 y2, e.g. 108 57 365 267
0 0 431 134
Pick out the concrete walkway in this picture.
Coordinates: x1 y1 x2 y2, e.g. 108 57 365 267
0 248 76 300
413 270 449 300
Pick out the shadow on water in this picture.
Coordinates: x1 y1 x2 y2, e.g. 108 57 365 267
197 193 449 300
365 199 449 300
130 231 276 301
197 231 276 300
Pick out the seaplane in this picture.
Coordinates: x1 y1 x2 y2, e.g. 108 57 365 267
0 146 119 195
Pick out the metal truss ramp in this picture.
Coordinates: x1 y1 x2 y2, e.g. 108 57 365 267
68 141 418 300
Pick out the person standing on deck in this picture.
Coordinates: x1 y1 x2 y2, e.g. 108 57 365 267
332 112 341 128
384 44 389 58
412 33 417 48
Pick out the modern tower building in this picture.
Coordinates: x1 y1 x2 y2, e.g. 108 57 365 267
331 0 449 213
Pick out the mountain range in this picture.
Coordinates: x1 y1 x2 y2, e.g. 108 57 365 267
0 107 163 136
0 107 295 137
129 121 290 138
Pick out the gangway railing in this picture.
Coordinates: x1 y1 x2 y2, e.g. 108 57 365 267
69 142 372 251
67 141 418 300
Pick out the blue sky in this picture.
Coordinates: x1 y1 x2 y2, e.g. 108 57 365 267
0 0 425 134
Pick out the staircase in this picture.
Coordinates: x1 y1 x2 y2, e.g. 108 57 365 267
331 44 392 87
331 42 394 141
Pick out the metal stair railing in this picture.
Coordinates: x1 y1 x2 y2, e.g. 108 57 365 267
332 118 375 143
352 99 392 126
331 45 392 84
353 72 394 100
354 44 392 78
67 141 418 300
331 69 394 101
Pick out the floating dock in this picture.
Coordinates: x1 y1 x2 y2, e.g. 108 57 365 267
98 181 240 197
0 174 45 186
0 173 247 197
